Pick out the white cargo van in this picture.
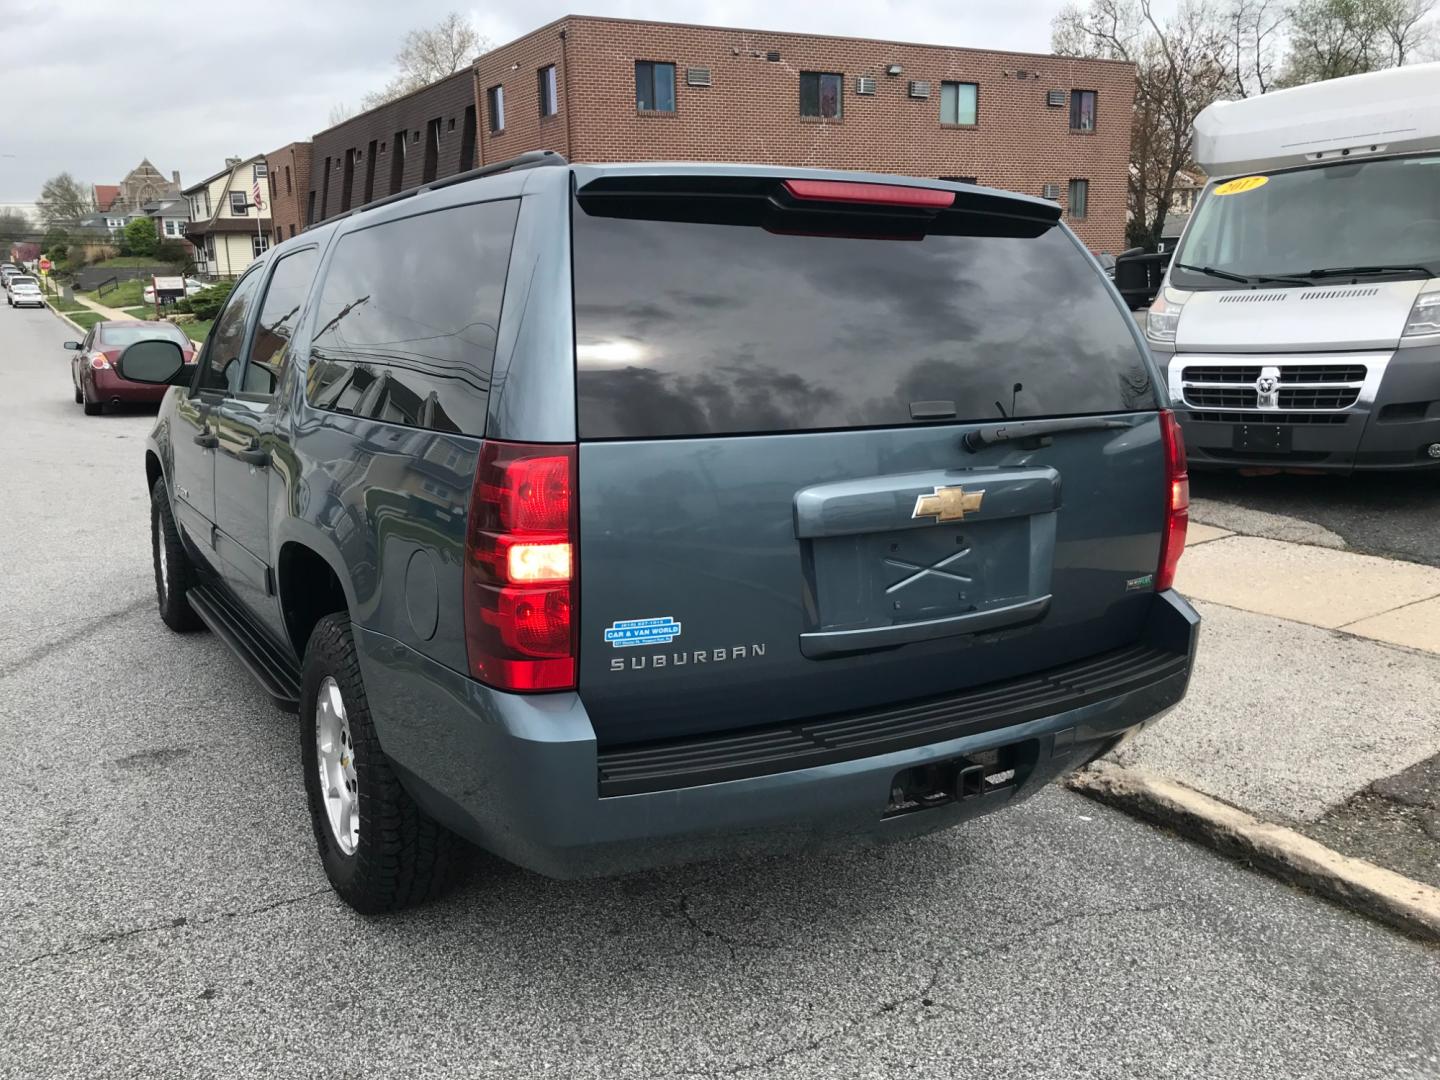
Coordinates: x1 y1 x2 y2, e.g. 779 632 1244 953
1148 63 1440 471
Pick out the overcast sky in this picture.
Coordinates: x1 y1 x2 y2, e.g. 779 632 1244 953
0 0 1072 205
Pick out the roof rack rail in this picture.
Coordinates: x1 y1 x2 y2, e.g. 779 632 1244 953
302 150 569 232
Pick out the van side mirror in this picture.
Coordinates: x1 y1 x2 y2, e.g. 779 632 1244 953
63 340 82 350
117 339 187 385
1118 246 1145 259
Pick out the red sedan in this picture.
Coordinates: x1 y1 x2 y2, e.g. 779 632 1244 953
67 321 196 415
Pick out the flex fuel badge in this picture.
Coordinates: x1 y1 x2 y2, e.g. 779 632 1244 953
1213 175 1269 196
604 616 682 648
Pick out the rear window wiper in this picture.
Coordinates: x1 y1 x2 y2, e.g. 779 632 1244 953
962 416 1131 452
1298 264 1435 280
1173 262 1311 288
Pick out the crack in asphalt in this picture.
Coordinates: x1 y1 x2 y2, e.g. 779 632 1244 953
666 898 1182 1078
17 887 333 968
0 596 151 681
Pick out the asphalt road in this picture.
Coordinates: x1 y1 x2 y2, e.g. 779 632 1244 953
3 305 1440 1080
1191 470 1440 567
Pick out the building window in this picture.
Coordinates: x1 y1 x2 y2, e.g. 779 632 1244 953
1068 179 1089 220
320 157 331 220
285 166 292 195
940 81 978 126
341 147 357 212
289 224 297 238
423 118 442 183
459 105 477 171
164 219 182 237
799 72 843 119
253 234 269 258
254 162 267 178
538 64 558 117
364 138 378 203
390 128 407 194
230 190 248 215
635 61 675 112
487 85 506 132
1070 90 1097 132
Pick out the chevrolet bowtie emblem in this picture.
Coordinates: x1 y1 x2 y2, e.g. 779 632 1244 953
912 485 985 523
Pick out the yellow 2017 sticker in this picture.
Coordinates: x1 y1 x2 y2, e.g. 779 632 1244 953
1213 175 1269 196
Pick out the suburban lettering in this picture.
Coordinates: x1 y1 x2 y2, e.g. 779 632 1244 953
654 655 666 667
610 644 769 671
611 658 624 672
713 649 726 661
731 646 746 659
752 643 765 657
672 652 687 665
694 651 707 663
630 656 646 670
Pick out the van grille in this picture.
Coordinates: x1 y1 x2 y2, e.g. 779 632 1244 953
596 643 1190 796
1185 410 1348 425
1218 293 1288 304
1180 360 1368 414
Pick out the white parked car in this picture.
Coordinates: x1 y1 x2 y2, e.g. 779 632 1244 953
142 277 206 304
6 276 43 308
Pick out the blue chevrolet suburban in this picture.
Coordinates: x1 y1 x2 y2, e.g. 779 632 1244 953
124 153 1199 912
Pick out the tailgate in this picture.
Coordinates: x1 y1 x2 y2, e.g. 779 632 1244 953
569 172 1166 747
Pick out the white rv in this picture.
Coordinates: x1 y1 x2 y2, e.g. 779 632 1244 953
1148 64 1440 471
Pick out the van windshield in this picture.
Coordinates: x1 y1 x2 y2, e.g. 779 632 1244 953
1173 153 1440 287
572 189 1154 439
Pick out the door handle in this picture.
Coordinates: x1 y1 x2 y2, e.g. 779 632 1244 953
236 447 269 468
193 430 218 449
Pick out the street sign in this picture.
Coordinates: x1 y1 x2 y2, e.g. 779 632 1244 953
38 258 51 271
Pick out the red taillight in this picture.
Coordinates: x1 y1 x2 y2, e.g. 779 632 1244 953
463 441 577 692
1156 410 1189 591
89 353 111 370
781 179 955 209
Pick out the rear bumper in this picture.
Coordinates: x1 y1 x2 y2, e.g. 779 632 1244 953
88 368 168 403
357 591 1200 879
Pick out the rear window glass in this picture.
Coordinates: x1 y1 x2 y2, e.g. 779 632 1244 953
573 195 1153 438
307 198 519 436
100 324 188 347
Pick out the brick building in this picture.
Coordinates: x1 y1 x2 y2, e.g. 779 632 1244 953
300 69 478 231
265 141 313 244
472 16 1135 251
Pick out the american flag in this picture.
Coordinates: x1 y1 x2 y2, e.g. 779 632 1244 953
252 179 265 212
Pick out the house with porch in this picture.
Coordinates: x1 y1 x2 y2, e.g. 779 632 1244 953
183 155 273 279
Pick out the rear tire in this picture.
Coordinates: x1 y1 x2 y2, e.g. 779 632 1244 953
150 478 203 631
73 384 83 404
300 613 461 914
82 388 102 416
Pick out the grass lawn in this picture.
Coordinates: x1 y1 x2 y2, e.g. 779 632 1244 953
120 306 156 320
93 256 177 268
84 278 148 308
183 319 214 342
66 311 104 332
46 295 86 313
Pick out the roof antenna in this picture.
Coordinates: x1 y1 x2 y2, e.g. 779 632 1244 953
1010 382 1023 416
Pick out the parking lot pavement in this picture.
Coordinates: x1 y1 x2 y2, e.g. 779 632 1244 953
5 306 1440 1078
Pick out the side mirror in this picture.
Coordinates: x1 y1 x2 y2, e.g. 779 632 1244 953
63 340 82 351
1118 246 1145 259
117 339 187 385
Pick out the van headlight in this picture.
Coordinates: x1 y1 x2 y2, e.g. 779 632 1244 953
1402 284 1440 337
1146 289 1185 343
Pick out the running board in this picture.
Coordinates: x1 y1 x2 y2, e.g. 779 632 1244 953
187 584 302 712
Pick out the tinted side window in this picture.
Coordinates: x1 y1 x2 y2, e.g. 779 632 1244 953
306 199 518 435
243 248 318 397
573 202 1152 438
198 271 264 394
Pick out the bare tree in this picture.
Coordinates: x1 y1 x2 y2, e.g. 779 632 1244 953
1227 0 1287 95
1278 0 1435 84
0 208 31 251
35 172 94 228
328 102 355 128
1053 0 1233 249
360 12 491 109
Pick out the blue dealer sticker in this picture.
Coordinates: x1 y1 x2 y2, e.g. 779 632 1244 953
604 616 682 648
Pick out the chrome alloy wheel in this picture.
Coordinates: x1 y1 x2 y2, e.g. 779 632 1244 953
316 676 360 855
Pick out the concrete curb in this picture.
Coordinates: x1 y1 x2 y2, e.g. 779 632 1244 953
46 303 90 336
1067 761 1440 943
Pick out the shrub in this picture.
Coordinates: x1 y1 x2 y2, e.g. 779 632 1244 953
172 298 193 315
188 282 234 321
155 239 190 266
121 218 157 258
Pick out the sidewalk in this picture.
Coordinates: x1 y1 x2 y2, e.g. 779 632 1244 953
1080 512 1440 934
57 292 204 344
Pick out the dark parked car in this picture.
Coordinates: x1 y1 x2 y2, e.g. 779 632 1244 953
128 154 1199 913
66 321 196 415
